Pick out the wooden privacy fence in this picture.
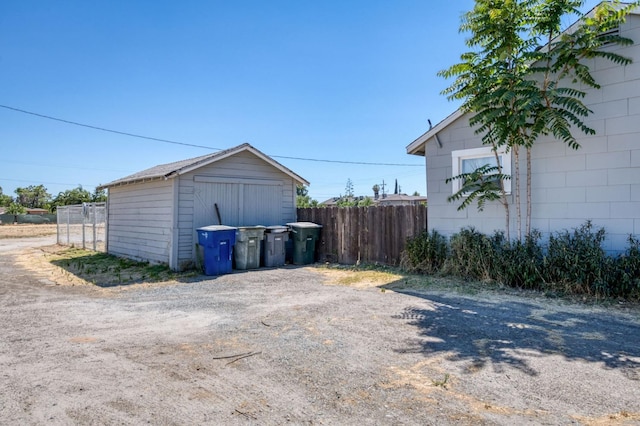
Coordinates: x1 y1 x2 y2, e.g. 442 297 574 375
297 205 427 266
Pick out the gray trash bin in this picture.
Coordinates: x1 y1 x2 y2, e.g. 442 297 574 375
234 226 265 270
263 226 290 267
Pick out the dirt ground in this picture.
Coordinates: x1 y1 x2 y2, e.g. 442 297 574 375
1 228 640 425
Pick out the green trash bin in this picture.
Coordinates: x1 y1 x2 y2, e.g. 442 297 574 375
287 222 322 265
234 226 265 270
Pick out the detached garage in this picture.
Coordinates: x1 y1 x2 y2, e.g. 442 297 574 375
98 143 308 270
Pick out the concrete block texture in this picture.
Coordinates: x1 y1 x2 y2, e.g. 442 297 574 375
632 184 640 201
586 185 631 202
532 171 567 188
629 97 640 115
610 202 640 218
565 202 611 219
605 115 640 136
631 149 640 167
545 155 586 172
566 169 608 188
609 167 640 185
587 151 630 170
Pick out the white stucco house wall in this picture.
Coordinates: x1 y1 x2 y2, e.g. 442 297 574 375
407 4 640 252
98 143 308 270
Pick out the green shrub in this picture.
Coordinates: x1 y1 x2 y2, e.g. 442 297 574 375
543 221 608 296
400 230 448 274
402 222 639 301
493 230 544 289
607 235 640 299
444 227 496 281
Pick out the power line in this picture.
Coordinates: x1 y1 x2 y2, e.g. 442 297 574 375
0 104 423 167
0 104 219 150
0 158 132 173
0 177 97 187
269 154 421 167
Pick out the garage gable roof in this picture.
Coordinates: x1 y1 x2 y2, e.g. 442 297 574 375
99 143 309 189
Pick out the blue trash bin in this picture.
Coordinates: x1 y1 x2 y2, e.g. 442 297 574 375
196 225 237 275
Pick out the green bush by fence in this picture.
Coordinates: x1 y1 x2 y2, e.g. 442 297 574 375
0 214 57 224
401 221 640 301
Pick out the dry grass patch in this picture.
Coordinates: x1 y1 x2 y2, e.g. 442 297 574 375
314 266 404 288
0 224 57 239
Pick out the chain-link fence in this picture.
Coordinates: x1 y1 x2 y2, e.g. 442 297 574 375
57 203 107 252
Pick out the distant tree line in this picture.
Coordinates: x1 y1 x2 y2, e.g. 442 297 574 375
0 184 107 214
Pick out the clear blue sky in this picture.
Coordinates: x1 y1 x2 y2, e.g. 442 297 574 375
0 0 601 203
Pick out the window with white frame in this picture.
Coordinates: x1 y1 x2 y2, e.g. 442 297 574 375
451 147 512 194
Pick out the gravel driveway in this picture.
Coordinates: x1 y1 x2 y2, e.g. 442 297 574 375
1 237 640 425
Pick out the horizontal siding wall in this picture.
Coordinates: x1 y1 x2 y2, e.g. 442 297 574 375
425 15 640 252
176 150 298 268
107 179 173 264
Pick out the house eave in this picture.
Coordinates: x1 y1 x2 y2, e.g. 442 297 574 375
406 109 464 156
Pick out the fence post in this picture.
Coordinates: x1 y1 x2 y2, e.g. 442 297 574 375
66 208 70 246
56 208 60 245
92 203 97 251
81 205 86 250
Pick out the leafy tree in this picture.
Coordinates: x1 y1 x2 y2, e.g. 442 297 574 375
296 184 308 197
6 202 26 215
296 185 318 208
358 196 374 207
297 195 319 208
51 186 92 210
336 197 357 208
15 185 51 209
91 187 108 202
440 0 639 239
446 164 512 212
0 186 13 207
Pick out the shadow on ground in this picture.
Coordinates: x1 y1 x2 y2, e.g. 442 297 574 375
384 285 640 378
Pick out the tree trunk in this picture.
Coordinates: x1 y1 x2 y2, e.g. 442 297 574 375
513 146 521 240
526 147 532 236
492 147 510 242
